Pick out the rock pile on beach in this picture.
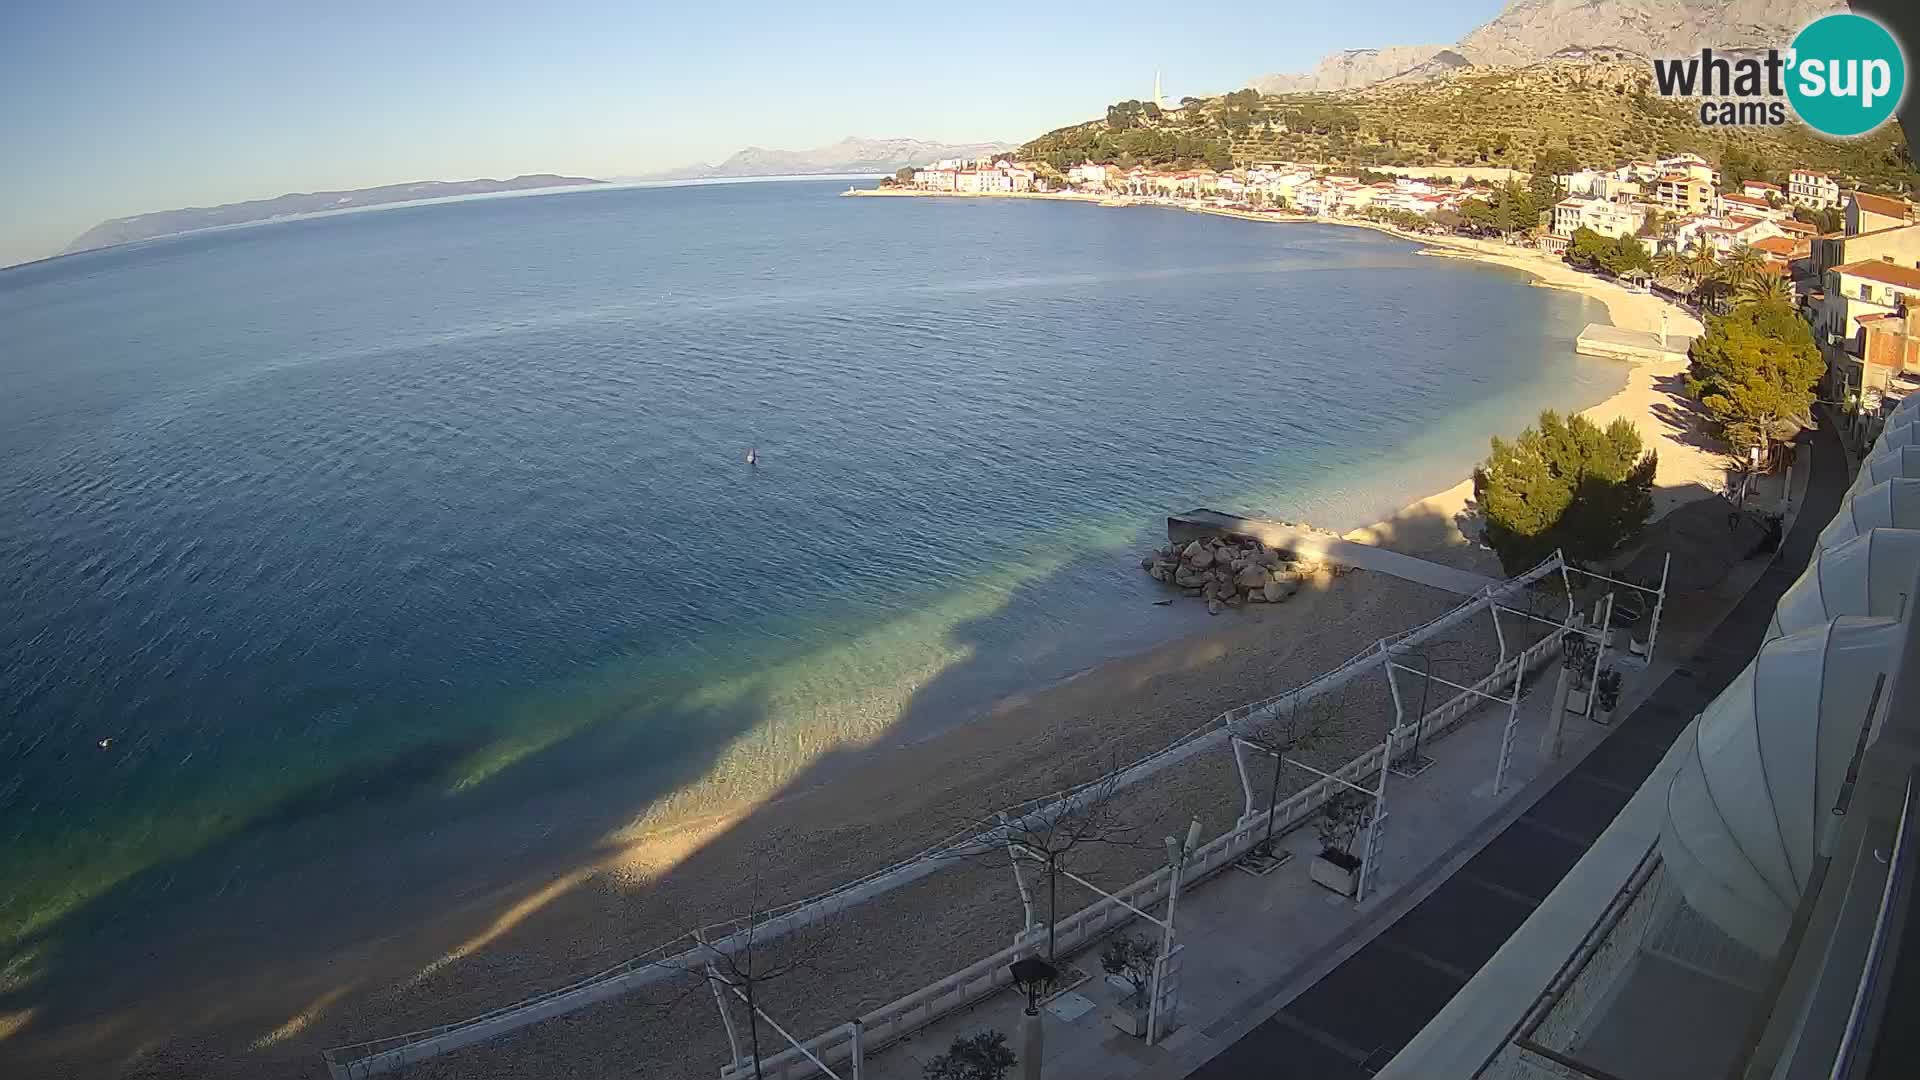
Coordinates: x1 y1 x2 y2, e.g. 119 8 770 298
1141 537 1317 615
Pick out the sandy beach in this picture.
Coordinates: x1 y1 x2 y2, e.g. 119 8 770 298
12 192 1732 1080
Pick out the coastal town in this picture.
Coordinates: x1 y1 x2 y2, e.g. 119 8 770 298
880 149 1920 453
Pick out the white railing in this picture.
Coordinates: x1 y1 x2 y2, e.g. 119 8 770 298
720 632 1564 1080
324 554 1569 1078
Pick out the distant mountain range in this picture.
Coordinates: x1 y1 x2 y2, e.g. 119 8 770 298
634 137 1016 181
65 174 604 255
1249 0 1845 94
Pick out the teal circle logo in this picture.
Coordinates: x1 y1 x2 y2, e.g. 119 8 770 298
1787 14 1906 138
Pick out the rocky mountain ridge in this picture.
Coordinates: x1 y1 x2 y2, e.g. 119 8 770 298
1250 0 1845 93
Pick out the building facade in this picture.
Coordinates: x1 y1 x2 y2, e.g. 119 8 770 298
1790 168 1842 209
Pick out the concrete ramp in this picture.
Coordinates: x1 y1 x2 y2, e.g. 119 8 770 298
1168 510 1499 597
1576 323 1694 363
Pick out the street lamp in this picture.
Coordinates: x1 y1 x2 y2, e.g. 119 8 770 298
1008 955 1057 1080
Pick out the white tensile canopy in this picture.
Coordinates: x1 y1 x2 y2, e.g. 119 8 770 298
1817 478 1920 550
1849 444 1920 496
1659 616 1902 955
1770 528 1920 640
1868 417 1920 456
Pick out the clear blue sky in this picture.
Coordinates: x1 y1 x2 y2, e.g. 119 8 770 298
0 0 1502 266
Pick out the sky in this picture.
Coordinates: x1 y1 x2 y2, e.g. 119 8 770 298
0 0 1503 267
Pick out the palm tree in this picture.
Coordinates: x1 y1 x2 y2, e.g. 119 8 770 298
1739 274 1793 308
1722 244 1768 287
1653 251 1688 287
1685 241 1720 288
1684 242 1726 310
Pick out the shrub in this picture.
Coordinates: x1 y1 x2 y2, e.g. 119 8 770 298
924 1030 1017 1080
1473 411 1657 574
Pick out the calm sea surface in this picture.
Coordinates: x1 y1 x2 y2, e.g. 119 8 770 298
0 181 1618 973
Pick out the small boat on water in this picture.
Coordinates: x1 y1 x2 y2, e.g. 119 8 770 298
746 447 758 466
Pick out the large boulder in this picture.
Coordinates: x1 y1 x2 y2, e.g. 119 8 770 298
1236 564 1269 589
1263 580 1295 603
1188 545 1215 569
1174 566 1209 589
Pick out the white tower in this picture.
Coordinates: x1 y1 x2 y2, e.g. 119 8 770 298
1154 70 1166 110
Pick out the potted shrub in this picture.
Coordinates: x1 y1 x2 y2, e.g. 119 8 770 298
1098 934 1160 1037
1562 631 1599 715
1594 668 1623 724
1309 792 1368 897
923 1029 1016 1080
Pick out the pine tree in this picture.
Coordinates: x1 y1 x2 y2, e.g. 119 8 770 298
1473 411 1658 573
1685 300 1824 455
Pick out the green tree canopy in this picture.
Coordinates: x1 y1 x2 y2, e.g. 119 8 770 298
924 1030 1017 1080
1685 301 1824 453
1567 228 1651 276
1473 411 1657 573
1531 146 1579 205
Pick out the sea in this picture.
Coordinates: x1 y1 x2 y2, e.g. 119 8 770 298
0 179 1619 994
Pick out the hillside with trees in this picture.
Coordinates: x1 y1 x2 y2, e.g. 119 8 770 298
1020 59 1916 194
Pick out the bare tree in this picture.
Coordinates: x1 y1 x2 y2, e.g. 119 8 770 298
647 873 844 1080
950 760 1144 965
1230 682 1352 861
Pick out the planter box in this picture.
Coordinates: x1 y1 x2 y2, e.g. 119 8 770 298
1568 689 1591 716
1310 852 1360 897
1106 1002 1149 1037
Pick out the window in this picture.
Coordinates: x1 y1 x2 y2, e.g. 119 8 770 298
1861 283 1872 301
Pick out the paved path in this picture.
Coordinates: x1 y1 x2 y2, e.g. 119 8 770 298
1177 419 1844 1079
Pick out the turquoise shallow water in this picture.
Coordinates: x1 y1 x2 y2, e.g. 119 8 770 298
0 181 1620 976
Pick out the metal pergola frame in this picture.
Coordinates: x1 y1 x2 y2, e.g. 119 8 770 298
1004 829 1195 1045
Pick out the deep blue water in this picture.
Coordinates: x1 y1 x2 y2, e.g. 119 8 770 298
0 180 1618 962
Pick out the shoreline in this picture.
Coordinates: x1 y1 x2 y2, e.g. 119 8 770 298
16 189 1727 1079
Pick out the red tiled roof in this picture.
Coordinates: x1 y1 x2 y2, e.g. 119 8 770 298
1777 220 1818 234
1752 236 1802 257
1795 169 1832 179
1723 193 1769 208
1853 192 1915 219
1745 181 1783 192
1833 260 1920 291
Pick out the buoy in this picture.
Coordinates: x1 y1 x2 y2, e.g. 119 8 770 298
746 447 758 466
97 737 113 750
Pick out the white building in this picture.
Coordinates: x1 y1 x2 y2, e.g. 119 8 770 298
1657 153 1720 186
1791 168 1842 210
1066 162 1110 190
1551 195 1649 242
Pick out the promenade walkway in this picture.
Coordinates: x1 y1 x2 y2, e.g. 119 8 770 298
859 658 1609 1080
1178 418 1840 1079
847 426 1832 1080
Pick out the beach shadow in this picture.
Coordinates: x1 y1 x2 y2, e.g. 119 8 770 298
1 504 1486 1080
1644 372 1727 453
